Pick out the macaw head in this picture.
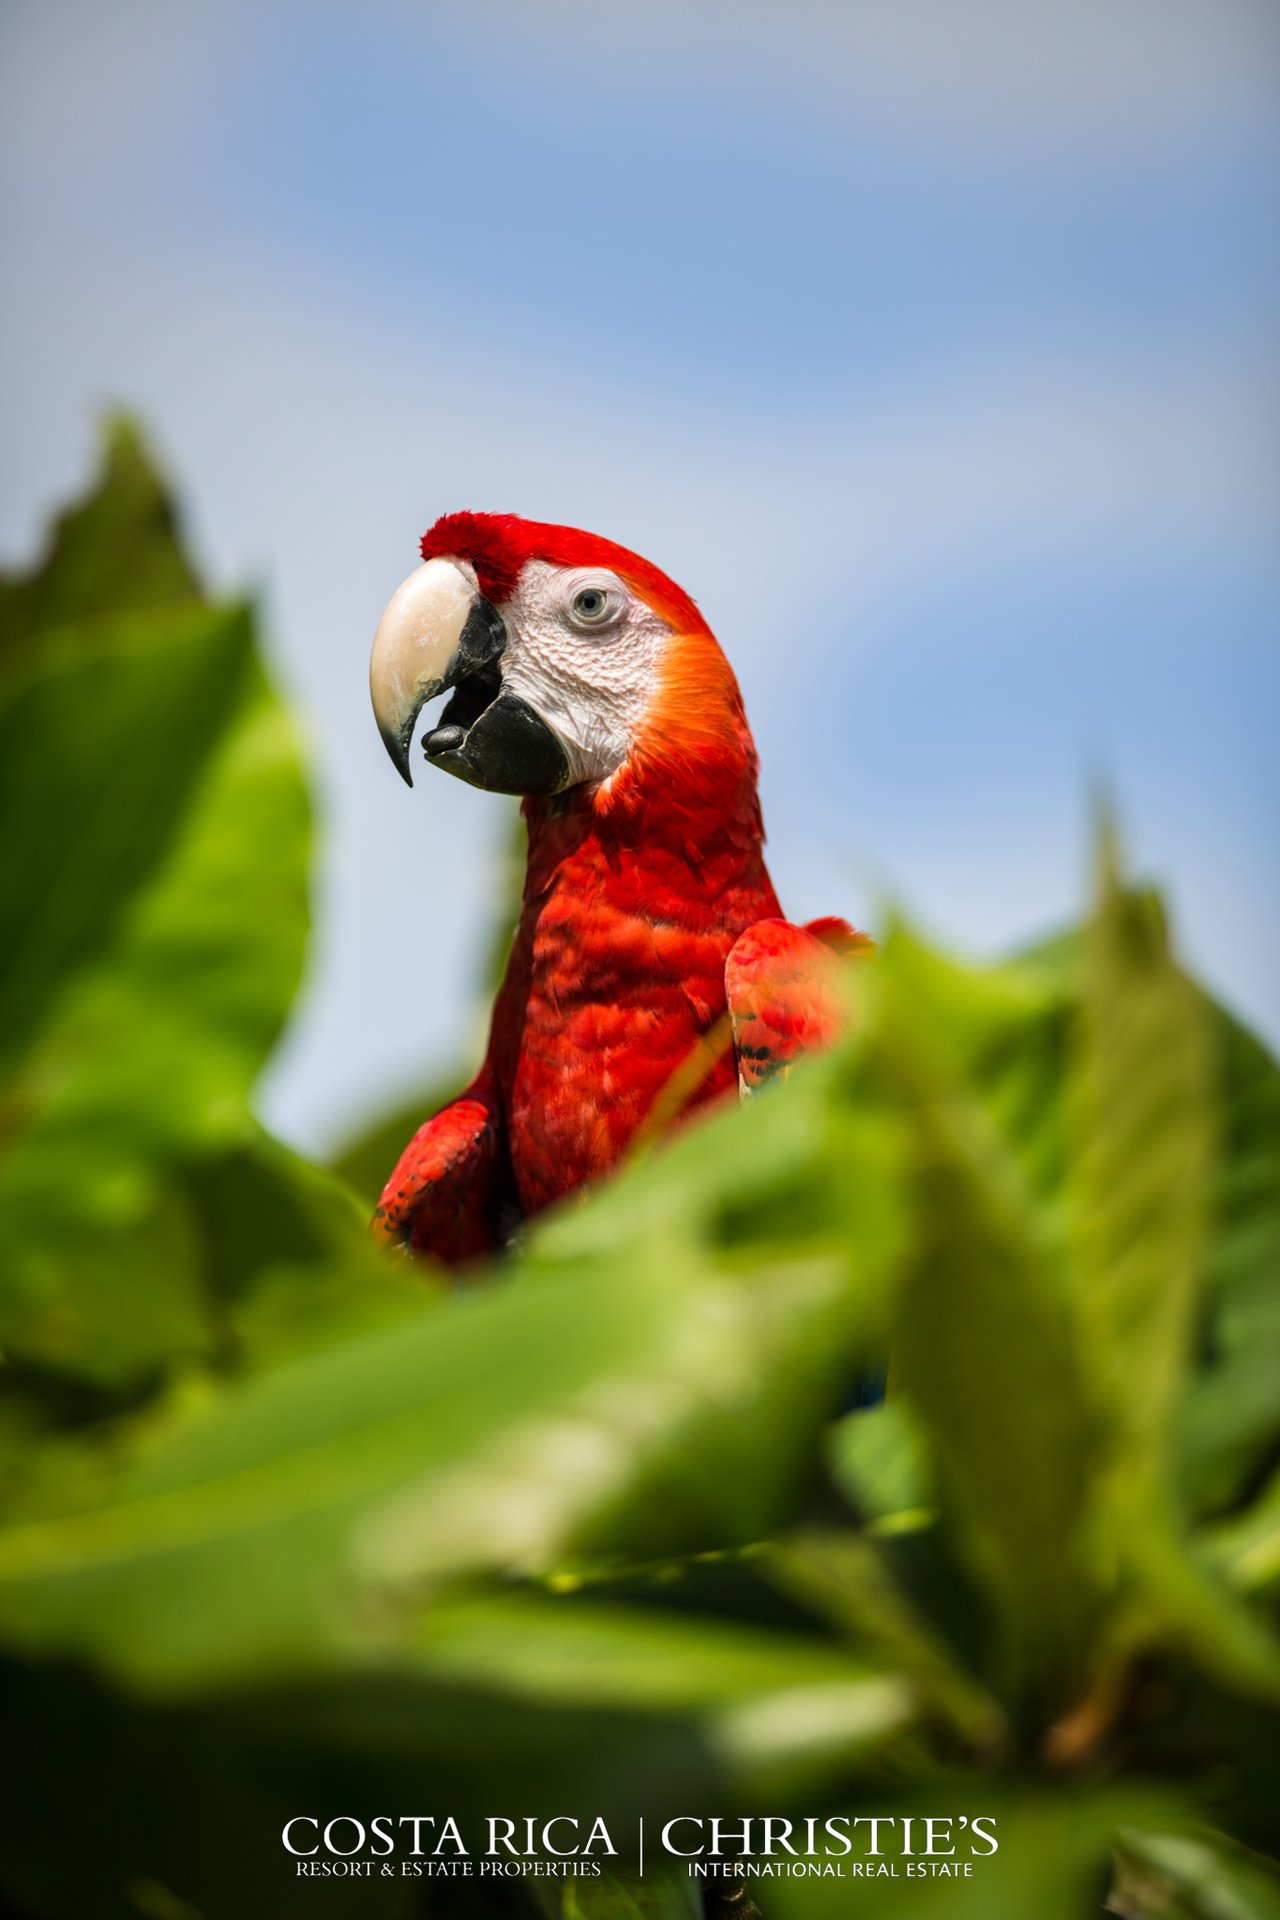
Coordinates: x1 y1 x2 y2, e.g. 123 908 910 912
369 513 752 802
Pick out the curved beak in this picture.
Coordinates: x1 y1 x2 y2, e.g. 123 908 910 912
369 558 570 797
369 558 495 785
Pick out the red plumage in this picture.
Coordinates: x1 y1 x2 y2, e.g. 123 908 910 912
373 516 868 1263
421 512 706 634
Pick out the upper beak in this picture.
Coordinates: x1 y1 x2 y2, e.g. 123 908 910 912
369 558 503 785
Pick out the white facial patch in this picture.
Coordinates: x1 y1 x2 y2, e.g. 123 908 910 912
497 559 671 785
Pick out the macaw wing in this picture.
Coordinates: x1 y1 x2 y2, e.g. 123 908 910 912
371 1067 508 1265
725 916 869 1095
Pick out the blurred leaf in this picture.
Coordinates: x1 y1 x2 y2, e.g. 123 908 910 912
1005 915 1280 1528
827 1400 933 1528
410 1590 913 1803
1060 832 1280 1702
0 415 199 664
540 1873 701 1920
413 1589 903 1714
965 915 1280 1536
875 931 1100 1706
869 918 1074 1207
0 419 392 1396
1178 1010 1280 1521
0 1248 865 1691
761 1786 1190 1920
0 619 315 1383
0 601 255 1074
1111 1827 1280 1920
183 1130 426 1367
1201 1466 1280 1598
766 1527 1004 1752
1069 831 1215 1515
1120 1517 1280 1703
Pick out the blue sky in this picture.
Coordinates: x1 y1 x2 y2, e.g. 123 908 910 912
2 0 1277 1151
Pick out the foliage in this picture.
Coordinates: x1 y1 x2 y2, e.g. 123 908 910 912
0 426 1276 1920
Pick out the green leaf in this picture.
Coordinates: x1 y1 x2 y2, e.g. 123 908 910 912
0 414 199 662
1119 1515 1280 1702
1178 1010 1280 1520
0 601 257 1073
1200 1465 1280 1598
876 959 1100 1704
543 1872 701 1920
1068 832 1216 1515
761 1785 1189 1920
827 1400 933 1529
0 627 317 1383
410 1590 912 1802
413 1590 902 1713
972 914 1280 1534
870 917 1075 1208
182 1130 426 1367
0 420 367 1394
766 1527 1005 1751
0 1248 864 1691
1111 1826 1280 1920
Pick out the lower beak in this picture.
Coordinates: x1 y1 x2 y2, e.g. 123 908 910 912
369 559 570 796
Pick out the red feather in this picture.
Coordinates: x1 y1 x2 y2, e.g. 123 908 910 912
725 919 853 1094
421 512 706 635
372 1069 506 1264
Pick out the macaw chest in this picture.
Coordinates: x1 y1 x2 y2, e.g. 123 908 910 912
498 905 738 1214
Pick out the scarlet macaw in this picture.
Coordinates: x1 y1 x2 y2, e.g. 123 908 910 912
368 514 867 1262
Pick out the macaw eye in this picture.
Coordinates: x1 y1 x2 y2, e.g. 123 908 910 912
567 583 624 631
